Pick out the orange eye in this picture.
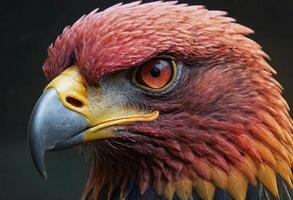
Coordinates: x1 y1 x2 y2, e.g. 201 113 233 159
134 59 175 89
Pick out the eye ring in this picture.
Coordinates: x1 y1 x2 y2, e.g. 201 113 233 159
132 58 177 92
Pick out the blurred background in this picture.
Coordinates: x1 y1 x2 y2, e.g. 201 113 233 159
1 0 292 199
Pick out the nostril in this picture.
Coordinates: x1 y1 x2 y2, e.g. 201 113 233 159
66 97 83 108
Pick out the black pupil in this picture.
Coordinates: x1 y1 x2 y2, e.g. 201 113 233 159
150 66 160 77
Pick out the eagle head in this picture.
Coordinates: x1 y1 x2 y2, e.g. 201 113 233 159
28 2 293 200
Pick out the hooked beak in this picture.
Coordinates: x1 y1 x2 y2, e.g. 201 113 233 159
28 66 159 179
28 88 88 179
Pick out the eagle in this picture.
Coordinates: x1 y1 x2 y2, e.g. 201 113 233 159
28 1 293 200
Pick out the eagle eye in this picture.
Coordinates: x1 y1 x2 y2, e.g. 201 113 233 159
132 58 176 90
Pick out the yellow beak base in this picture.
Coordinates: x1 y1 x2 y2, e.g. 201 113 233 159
45 66 159 142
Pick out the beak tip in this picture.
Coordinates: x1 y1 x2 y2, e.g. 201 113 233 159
30 147 48 180
41 170 48 181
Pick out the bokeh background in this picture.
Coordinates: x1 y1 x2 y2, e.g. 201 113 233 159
1 0 292 199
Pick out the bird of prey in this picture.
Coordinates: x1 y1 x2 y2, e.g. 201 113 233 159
28 1 293 200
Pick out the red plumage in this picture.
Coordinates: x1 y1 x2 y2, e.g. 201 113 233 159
43 1 256 84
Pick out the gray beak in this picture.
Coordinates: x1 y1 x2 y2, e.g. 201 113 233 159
28 89 88 179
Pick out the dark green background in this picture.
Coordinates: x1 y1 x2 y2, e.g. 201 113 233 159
1 0 292 199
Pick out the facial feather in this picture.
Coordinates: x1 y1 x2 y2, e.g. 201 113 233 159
43 1 255 83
